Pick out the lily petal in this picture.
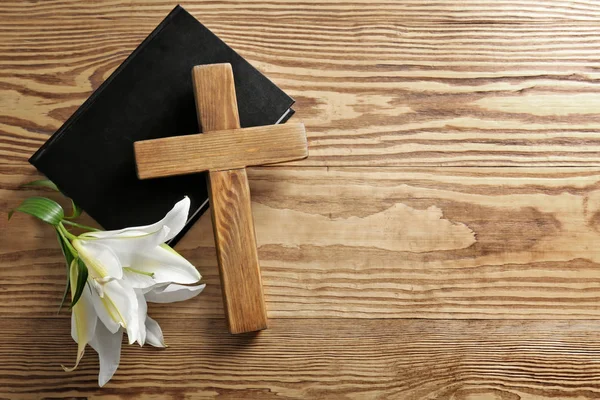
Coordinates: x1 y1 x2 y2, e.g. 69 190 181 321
81 226 170 268
82 197 190 242
73 239 122 280
123 268 156 290
135 289 147 346
89 324 123 387
102 279 140 345
125 245 201 289
145 283 206 303
64 282 97 372
145 316 167 348
89 284 121 334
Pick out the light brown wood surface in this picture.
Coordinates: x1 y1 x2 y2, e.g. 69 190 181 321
4 318 600 400
3 0 600 398
193 64 268 333
192 64 241 133
135 123 307 178
208 168 268 333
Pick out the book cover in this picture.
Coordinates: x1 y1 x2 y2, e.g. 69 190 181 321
29 5 295 245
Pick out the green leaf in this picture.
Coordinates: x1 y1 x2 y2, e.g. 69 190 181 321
70 258 88 308
22 179 83 219
9 196 64 226
22 179 59 191
56 230 75 313
58 275 70 313
67 200 82 219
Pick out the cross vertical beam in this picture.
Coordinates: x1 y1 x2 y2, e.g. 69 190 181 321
193 64 267 334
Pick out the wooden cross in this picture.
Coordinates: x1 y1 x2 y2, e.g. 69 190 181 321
133 64 308 334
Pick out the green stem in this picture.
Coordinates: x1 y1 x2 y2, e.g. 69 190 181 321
58 223 77 241
123 267 155 278
56 224 77 257
61 220 100 231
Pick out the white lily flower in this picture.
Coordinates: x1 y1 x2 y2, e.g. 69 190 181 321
70 197 201 343
64 196 205 387
145 282 206 303
90 321 123 387
62 260 96 373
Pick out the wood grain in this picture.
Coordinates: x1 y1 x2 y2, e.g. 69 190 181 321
3 318 600 399
193 63 268 333
5 167 600 320
134 123 308 178
208 168 268 333
4 0 600 397
4 1 600 167
192 64 241 133
170 166 600 319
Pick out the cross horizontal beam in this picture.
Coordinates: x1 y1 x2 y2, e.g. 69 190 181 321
134 123 307 179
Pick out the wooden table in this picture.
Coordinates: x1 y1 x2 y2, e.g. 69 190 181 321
3 1 600 398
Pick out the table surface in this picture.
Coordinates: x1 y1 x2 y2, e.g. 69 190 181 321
3 0 600 398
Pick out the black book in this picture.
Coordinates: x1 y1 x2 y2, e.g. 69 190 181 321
29 5 294 245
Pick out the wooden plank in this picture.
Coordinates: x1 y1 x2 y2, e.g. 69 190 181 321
192 64 241 133
183 166 600 319
2 317 600 399
4 1 600 167
192 63 268 333
5 167 600 319
208 167 268 333
4 1 600 396
134 123 308 178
